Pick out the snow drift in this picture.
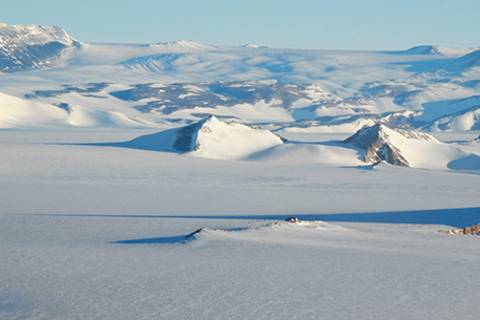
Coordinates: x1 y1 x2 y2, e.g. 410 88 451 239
116 219 347 245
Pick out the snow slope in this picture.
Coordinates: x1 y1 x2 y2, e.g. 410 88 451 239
446 50 480 72
124 116 284 159
59 103 151 128
0 92 148 128
0 92 65 127
2 207 480 320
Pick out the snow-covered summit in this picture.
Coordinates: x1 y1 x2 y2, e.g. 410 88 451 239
344 123 438 167
0 23 75 46
126 116 284 159
0 22 76 72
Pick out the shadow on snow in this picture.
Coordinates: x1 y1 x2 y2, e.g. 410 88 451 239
23 207 480 244
25 207 480 229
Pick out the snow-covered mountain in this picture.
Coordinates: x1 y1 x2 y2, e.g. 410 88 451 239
344 124 442 167
0 24 478 128
124 116 284 159
0 23 76 72
341 123 479 170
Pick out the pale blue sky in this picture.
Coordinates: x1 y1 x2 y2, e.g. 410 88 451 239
1 0 478 49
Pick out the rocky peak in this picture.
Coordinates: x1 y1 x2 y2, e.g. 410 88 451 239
344 123 437 167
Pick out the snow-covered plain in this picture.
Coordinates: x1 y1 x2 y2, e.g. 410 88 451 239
1 129 480 320
1 24 480 320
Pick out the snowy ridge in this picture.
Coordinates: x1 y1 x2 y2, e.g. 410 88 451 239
148 40 216 51
283 117 377 134
57 103 152 128
0 23 75 46
240 44 269 49
447 50 480 71
0 92 148 128
117 220 348 245
427 105 480 131
399 45 473 56
189 220 349 245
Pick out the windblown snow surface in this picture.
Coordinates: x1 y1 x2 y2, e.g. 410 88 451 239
1 23 480 320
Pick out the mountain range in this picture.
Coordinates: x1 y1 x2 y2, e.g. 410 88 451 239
0 22 479 170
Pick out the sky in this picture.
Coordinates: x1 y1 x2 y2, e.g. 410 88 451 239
1 0 478 50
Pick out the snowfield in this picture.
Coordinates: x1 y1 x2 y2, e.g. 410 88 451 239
1 23 480 320
1 128 480 320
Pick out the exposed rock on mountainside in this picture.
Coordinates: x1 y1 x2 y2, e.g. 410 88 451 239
0 23 76 72
344 123 437 167
125 116 284 159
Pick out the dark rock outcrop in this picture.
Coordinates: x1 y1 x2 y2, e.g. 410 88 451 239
443 224 480 235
